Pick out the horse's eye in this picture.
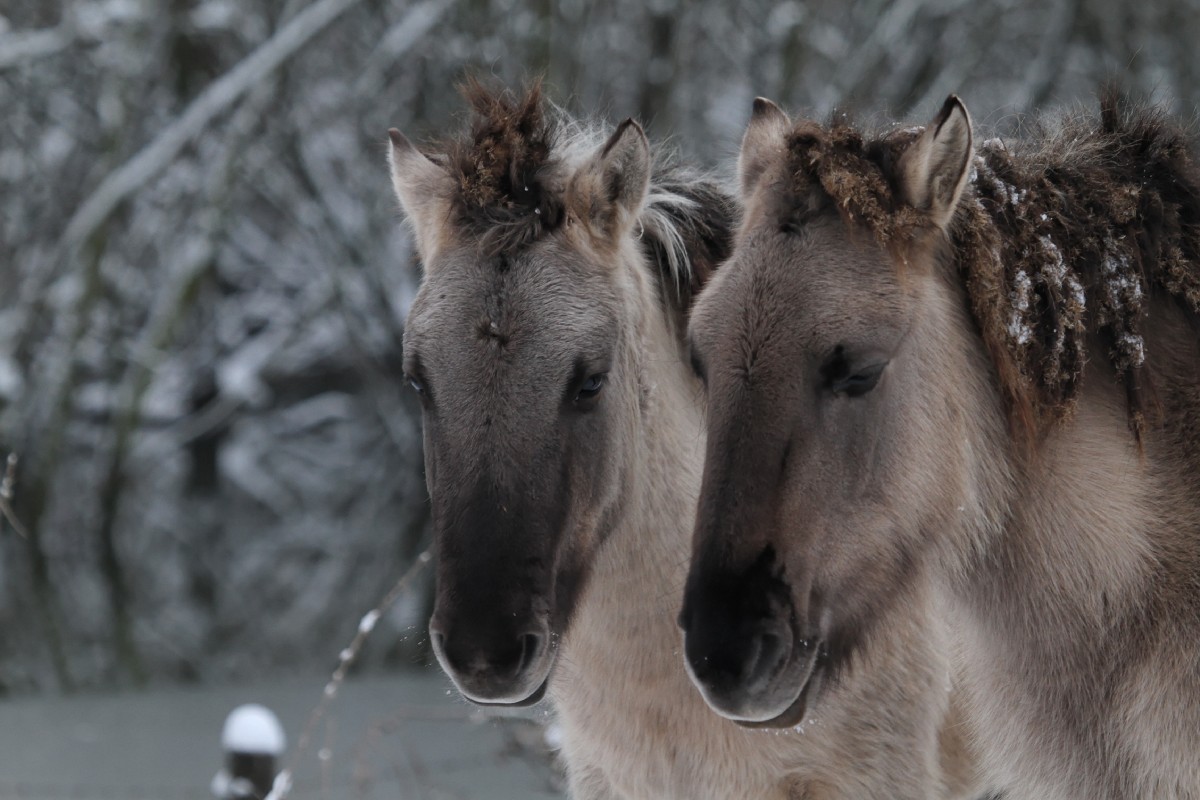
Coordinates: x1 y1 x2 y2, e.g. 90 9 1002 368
689 349 707 385
405 374 426 395
575 373 606 403
832 362 887 397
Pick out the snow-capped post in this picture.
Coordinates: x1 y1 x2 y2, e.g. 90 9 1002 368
211 704 287 800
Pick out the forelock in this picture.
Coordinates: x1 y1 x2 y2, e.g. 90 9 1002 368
440 79 567 256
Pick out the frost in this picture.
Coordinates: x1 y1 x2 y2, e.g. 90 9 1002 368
221 704 286 755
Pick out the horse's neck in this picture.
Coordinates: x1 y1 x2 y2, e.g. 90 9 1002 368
953 343 1200 796
976 386 1162 635
973 297 1200 628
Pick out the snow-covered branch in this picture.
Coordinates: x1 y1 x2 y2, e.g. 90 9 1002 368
0 24 73 70
57 0 365 255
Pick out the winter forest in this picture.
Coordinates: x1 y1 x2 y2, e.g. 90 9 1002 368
3 0 1200 794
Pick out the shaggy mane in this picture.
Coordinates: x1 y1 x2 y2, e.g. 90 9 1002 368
429 80 736 325
780 92 1200 441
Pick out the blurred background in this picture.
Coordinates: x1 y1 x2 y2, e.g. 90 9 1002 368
2 0 1199 796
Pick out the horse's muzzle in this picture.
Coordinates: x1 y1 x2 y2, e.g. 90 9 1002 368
430 617 553 705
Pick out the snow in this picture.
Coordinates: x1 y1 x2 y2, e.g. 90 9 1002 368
976 157 1026 208
263 768 292 800
73 0 144 38
543 722 564 749
1038 235 1066 284
190 1 241 30
1066 274 1086 311
211 770 258 798
1119 332 1146 367
38 127 73 168
221 704 286 755
0 356 23 402
0 672 561 799
1007 269 1034 346
1104 261 1143 304
358 609 382 635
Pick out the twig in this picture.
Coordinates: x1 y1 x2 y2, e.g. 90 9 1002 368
0 453 28 539
266 546 433 800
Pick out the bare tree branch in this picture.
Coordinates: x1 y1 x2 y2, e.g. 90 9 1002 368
0 25 74 70
57 0 365 256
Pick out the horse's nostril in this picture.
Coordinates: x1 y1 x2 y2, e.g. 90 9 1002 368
744 629 789 692
429 630 447 659
683 614 793 698
518 631 545 674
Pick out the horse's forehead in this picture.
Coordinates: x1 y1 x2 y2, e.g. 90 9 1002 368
408 242 614 359
692 221 902 355
738 218 889 294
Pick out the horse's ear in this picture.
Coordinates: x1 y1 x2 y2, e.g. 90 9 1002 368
572 119 651 234
739 97 790 195
896 96 973 229
388 128 453 264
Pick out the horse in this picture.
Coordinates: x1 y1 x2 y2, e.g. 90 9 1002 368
386 81 981 799
679 90 1200 799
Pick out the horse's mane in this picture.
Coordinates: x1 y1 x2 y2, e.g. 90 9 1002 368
430 79 735 324
778 92 1200 440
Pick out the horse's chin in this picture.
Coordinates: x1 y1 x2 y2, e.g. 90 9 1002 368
733 658 825 730
451 645 558 708
460 674 550 708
